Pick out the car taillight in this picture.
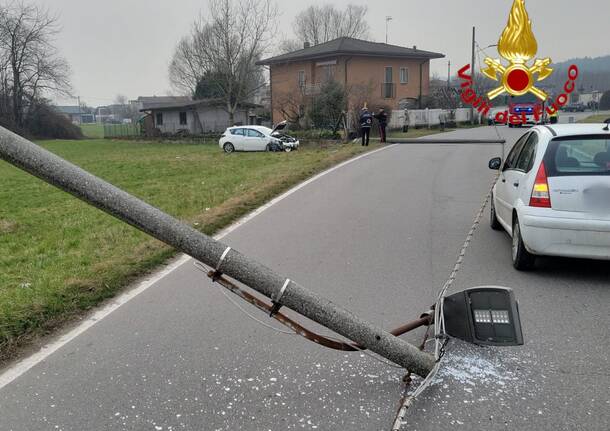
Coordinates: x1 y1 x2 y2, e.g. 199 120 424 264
530 162 552 208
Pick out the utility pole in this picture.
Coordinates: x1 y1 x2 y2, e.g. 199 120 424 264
470 26 476 125
447 60 451 89
0 125 436 378
385 16 392 44
77 96 82 125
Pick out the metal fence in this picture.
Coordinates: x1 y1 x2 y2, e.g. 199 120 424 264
103 123 142 138
388 108 479 129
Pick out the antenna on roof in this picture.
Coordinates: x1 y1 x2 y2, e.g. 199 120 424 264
385 16 392 44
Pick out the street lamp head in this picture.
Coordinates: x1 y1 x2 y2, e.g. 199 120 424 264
443 286 524 346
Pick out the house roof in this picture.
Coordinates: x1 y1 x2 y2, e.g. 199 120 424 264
137 96 192 110
257 37 445 65
55 106 82 115
139 98 262 112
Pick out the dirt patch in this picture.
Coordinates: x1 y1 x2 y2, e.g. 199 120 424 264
0 219 18 234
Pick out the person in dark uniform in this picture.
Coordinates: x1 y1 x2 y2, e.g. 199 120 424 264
374 108 388 143
359 107 373 146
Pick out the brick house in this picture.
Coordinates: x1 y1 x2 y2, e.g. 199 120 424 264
257 37 444 125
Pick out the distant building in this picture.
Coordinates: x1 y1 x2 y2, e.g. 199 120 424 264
256 37 444 124
576 90 603 108
134 96 192 112
253 85 271 111
138 96 261 135
54 106 94 124
95 106 115 124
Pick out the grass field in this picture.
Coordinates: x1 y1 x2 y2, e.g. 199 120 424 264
79 123 105 138
578 113 610 123
1 138 393 361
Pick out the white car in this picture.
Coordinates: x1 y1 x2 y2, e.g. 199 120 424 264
489 123 610 270
219 122 299 153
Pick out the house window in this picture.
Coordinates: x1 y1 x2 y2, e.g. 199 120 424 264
322 65 335 82
156 112 163 126
385 66 393 83
179 112 188 125
383 66 395 99
400 67 409 84
298 71 306 88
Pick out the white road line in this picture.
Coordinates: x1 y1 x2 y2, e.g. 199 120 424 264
0 144 396 390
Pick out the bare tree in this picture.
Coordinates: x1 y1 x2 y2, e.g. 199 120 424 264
345 80 374 131
274 87 307 126
293 4 370 46
0 1 72 129
114 94 128 106
169 0 276 125
275 38 304 55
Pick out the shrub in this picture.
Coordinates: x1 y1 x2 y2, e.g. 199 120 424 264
27 104 84 139
308 81 347 130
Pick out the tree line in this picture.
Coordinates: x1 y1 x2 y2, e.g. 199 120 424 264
0 1 80 138
168 1 371 128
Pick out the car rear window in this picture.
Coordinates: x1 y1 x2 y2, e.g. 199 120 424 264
544 135 610 177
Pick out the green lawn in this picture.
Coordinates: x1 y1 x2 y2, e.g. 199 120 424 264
80 123 105 139
578 113 610 123
0 138 384 361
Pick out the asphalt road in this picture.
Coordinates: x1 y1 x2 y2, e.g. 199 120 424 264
1 124 608 431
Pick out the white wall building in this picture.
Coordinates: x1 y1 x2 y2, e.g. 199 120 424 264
139 97 261 135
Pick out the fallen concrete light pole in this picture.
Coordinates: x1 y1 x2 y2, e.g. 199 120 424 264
0 126 435 377
386 138 506 144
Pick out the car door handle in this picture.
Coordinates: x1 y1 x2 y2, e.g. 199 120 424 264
513 182 519 188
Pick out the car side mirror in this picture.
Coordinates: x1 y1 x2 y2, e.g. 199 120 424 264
489 157 502 170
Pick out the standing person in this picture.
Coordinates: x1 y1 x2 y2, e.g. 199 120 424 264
403 108 410 133
439 111 447 132
359 107 373 146
374 108 388 143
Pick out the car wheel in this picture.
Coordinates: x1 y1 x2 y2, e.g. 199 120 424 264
284 147 292 153
265 144 271 152
512 217 536 270
490 197 502 231
223 143 235 154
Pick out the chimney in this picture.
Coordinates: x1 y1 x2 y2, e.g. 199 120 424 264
304 41 311 49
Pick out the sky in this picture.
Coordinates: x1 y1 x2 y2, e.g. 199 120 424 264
31 0 610 107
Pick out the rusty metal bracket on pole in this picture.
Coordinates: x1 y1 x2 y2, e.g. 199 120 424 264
203 269 434 352
0 126 436 377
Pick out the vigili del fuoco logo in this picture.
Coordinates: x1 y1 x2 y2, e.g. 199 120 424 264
458 0 579 126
